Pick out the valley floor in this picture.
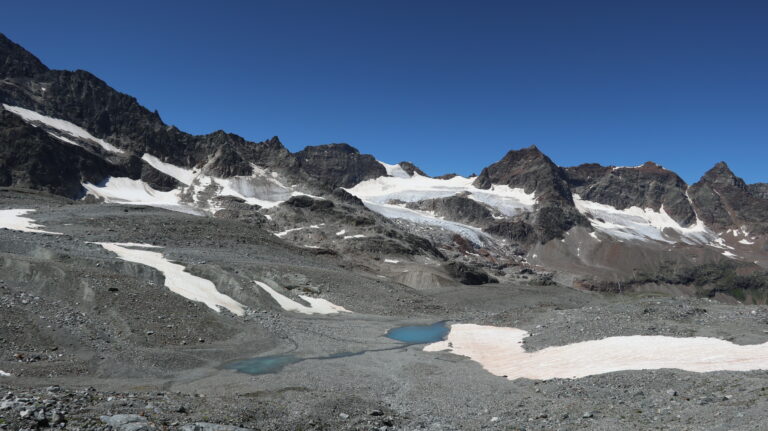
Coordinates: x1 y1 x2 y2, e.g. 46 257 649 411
2 189 768 430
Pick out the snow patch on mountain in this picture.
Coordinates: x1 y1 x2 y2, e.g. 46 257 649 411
96 242 245 316
345 172 535 242
425 323 768 380
379 161 411 178
0 209 62 235
364 201 488 244
573 195 715 244
82 178 203 215
3 104 125 154
142 154 199 185
0 370 10 377
254 281 351 315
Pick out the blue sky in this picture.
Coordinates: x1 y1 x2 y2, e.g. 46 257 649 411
2 1 766 183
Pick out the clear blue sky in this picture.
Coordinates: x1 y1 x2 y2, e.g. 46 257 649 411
2 0 766 183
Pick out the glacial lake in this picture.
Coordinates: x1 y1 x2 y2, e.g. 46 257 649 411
224 321 450 375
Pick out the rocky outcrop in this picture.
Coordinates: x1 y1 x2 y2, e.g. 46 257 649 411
484 220 537 244
565 162 696 226
294 144 387 189
474 146 573 205
398 161 427 177
474 146 588 243
443 261 498 285
688 162 768 234
405 195 495 227
0 109 116 197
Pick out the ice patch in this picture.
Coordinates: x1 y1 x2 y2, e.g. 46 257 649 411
573 195 715 245
0 370 10 377
425 323 768 380
4 104 124 154
82 178 201 215
141 154 198 185
96 242 245 316
384 259 400 264
345 173 535 241
379 161 411 178
364 201 488 244
335 229 346 236
343 234 366 240
0 209 61 235
254 281 351 315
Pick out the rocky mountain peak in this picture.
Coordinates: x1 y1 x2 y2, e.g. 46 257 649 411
0 33 48 78
473 146 572 203
689 162 768 233
699 161 747 189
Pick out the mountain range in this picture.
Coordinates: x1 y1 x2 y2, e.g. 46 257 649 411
2 31 768 296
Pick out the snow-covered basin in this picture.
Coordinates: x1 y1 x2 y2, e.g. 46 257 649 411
344 169 536 243
0 209 61 234
254 281 351 315
95 242 245 316
425 323 768 380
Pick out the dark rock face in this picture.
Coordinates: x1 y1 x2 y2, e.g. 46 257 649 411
398 161 427 177
283 195 335 211
0 110 119 197
688 162 768 233
294 144 387 189
565 162 696 226
0 34 48 78
201 139 253 177
749 183 768 200
484 220 537 244
443 261 498 285
405 195 495 227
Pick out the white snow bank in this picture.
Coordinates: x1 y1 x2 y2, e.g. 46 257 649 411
3 104 124 154
254 281 351 314
96 242 245 316
0 370 10 377
425 324 768 380
82 178 202 215
0 209 61 235
573 195 715 245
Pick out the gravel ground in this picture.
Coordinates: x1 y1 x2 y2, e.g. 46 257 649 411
3 189 768 430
